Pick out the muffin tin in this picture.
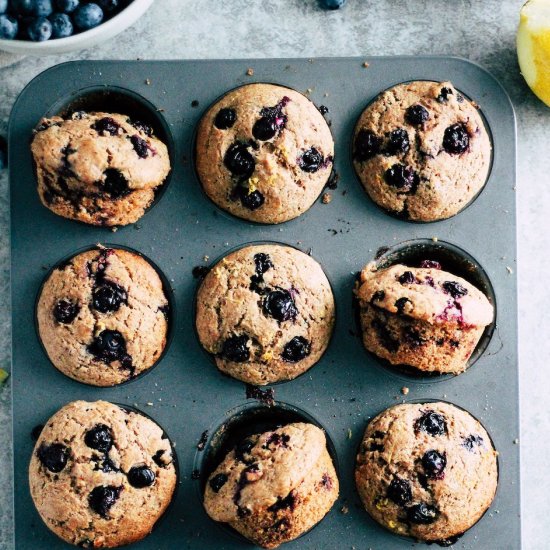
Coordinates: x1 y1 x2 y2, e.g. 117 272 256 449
8 58 519 548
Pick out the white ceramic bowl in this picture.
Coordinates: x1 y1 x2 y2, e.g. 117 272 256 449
0 0 154 55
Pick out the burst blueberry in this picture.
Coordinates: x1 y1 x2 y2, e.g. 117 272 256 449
53 299 79 324
88 485 122 518
84 424 113 453
354 129 381 161
88 330 128 363
299 147 324 173
262 289 298 322
102 168 129 198
443 123 470 154
37 442 69 473
127 465 155 488
406 503 439 524
415 410 447 436
281 336 311 362
92 281 127 313
386 128 410 155
387 476 412 506
221 335 250 362
214 108 236 130
422 450 446 479
442 280 468 298
384 164 418 192
92 117 120 136
405 104 430 125
209 473 228 493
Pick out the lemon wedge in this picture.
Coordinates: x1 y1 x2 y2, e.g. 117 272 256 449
517 0 550 106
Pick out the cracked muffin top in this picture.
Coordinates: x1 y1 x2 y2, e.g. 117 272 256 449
29 400 176 548
352 81 491 221
31 111 171 226
195 244 335 385
355 402 498 544
195 83 334 224
37 246 169 386
356 262 494 328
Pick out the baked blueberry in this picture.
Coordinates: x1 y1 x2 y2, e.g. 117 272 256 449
422 450 446 479
420 260 442 270
224 142 255 179
221 335 250 362
254 253 273 275
442 280 468 298
53 299 80 324
398 271 415 285
281 336 311 362
84 424 113 453
406 503 439 524
387 476 412 506
354 129 382 161
92 117 121 136
437 87 453 103
214 108 237 130
130 135 151 158
73 3 104 30
37 442 69 473
102 168 129 198
299 147 324 173
88 485 122 518
238 187 264 210
235 438 256 462
92 281 127 313
384 164 419 192
395 297 412 314
386 128 410 155
129 119 153 136
262 289 298 322
87 330 128 363
462 434 484 451
209 473 228 493
127 465 156 488
252 98 289 141
405 104 430 126
415 410 447 436
443 123 470 154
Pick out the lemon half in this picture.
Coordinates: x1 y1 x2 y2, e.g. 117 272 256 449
518 0 550 106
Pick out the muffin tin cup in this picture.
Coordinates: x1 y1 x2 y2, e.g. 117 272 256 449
35 85 175 227
350 80 495 224
9 58 519 549
34 243 177 388
353 238 497 384
193 400 340 545
353 397 500 546
192 239 337 387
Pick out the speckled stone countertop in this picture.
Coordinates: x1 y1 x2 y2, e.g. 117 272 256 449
0 1 547 548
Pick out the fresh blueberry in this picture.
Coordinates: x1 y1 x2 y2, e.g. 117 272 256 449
209 473 228 493
54 0 79 13
84 424 113 453
0 0 7 13
30 0 53 16
97 0 118 12
299 147 324 173
49 12 72 38
319 0 347 9
88 485 122 518
406 503 439 524
422 450 447 479
221 334 250 362
443 123 470 154
262 289 298 322
398 271 415 285
102 168 129 198
53 299 80 324
224 142 255 179
387 476 412 506
384 163 419 192
415 410 447 436
386 128 410 155
37 442 69 472
88 329 128 363
281 336 311 362
92 116 120 136
354 129 382 161
11 0 34 14
0 14 17 39
127 465 155 488
214 108 236 130
73 3 103 31
405 104 430 126
27 16 52 41
442 280 468 298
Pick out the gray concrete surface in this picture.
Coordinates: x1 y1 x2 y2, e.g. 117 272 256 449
0 1 547 548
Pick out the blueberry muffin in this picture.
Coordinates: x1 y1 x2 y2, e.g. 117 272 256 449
355 402 498 545
37 246 169 386
195 83 334 224
195 244 335 385
352 81 491 221
204 423 338 548
29 400 177 548
31 112 171 226
354 261 494 375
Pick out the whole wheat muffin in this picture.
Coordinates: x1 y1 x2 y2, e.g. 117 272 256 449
31 111 171 226
354 261 494 375
195 244 335 385
355 402 498 544
352 81 491 221
29 400 177 548
195 83 334 223
204 422 339 548
37 246 169 386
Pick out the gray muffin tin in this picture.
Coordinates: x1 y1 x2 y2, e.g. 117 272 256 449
8 58 519 549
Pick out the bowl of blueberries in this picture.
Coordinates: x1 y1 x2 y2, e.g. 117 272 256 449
0 0 154 54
